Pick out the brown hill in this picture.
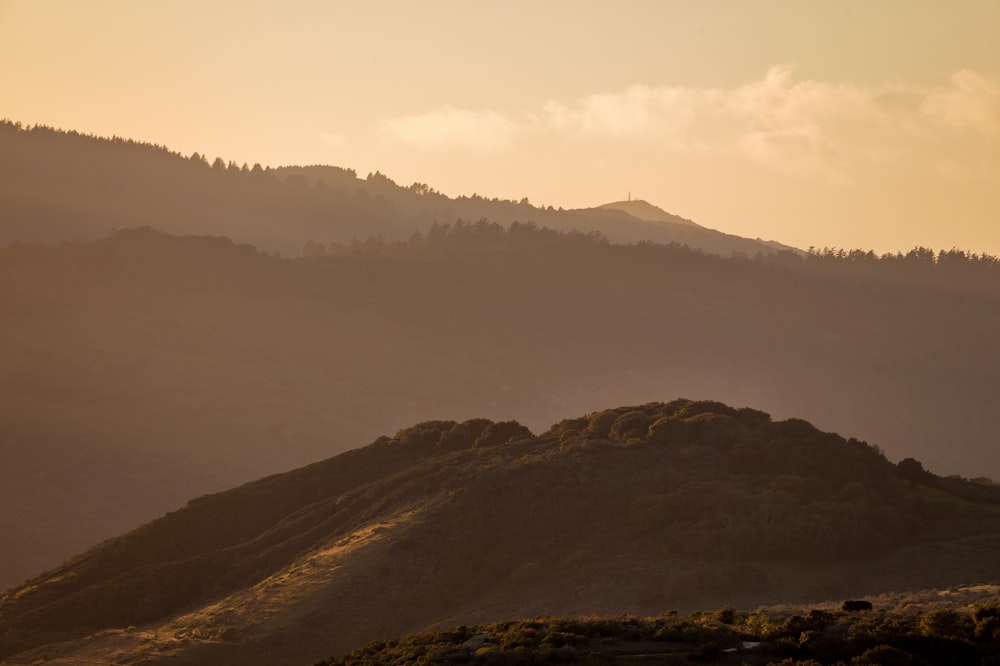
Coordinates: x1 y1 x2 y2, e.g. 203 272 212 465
598 199 701 226
0 121 789 257
2 401 1000 666
2 226 999 595
598 198 794 254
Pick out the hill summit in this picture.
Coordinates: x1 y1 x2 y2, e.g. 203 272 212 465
3 400 1000 665
592 197 795 253
597 199 701 227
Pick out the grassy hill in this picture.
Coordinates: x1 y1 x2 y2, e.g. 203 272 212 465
2 401 1000 665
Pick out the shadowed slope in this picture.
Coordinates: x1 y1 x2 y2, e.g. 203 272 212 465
2 226 1000 593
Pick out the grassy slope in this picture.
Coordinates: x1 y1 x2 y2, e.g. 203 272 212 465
2 402 1000 665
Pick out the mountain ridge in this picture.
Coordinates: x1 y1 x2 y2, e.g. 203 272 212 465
2 225 999 594
0 120 791 257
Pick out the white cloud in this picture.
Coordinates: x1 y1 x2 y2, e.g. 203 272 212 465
544 84 667 137
537 65 881 180
320 132 347 148
922 69 1000 138
378 105 518 151
375 68 1000 181
542 66 999 180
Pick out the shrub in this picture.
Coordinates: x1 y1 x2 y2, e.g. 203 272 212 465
714 607 737 625
851 644 915 665
609 410 650 442
918 607 971 640
975 615 1000 641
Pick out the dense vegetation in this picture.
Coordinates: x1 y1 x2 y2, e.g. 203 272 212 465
317 594 1000 665
3 401 1000 665
313 217 1000 283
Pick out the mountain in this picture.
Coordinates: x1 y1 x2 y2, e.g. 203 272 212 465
2 226 999 594
3 401 1000 666
598 199 701 226
598 198 795 254
278 164 799 257
0 121 789 257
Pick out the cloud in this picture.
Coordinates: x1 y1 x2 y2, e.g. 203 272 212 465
544 84 671 137
375 68 1000 181
922 69 1000 138
537 65 880 180
320 132 347 148
378 105 518 151
542 66 999 180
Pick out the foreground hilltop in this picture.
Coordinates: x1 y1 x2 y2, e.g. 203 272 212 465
3 400 1000 665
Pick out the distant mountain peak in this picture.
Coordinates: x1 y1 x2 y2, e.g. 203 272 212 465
597 199 700 228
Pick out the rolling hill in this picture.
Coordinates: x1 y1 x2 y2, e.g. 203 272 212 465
2 225 999 595
2 401 999 665
0 120 790 257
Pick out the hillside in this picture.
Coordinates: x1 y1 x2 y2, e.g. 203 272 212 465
2 225 999 593
0 121 788 257
2 401 1000 666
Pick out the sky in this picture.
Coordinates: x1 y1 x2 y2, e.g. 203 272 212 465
2 0 999 254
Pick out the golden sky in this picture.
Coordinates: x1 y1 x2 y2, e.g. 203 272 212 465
2 0 998 253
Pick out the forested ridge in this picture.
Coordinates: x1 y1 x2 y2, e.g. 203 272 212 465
3 400 1000 665
2 223 999 592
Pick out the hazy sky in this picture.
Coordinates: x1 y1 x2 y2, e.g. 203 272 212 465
2 1 998 253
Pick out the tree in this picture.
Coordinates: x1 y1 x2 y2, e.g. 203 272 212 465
896 458 930 486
